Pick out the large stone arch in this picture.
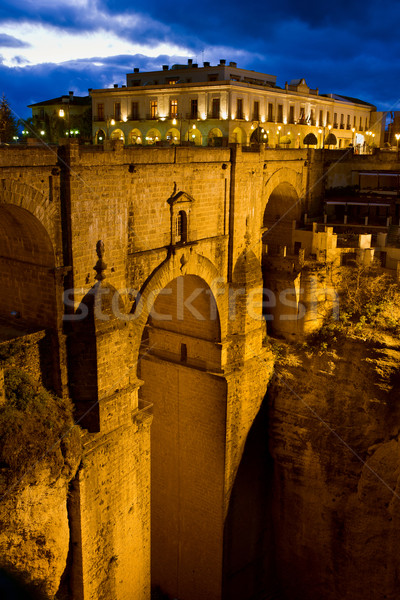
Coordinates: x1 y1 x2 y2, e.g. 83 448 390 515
138 267 227 600
0 203 57 329
0 179 60 263
131 248 227 362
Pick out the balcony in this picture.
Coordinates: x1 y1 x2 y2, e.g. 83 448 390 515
333 122 338 129
347 125 351 130
128 114 140 121
94 115 105 122
146 113 159 120
207 112 221 119
340 124 345 129
186 112 199 120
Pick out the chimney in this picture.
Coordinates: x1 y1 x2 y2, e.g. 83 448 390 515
69 91 73 98
203 61 210 67
193 63 198 68
88 88 92 93
219 59 226 65
114 84 118 88
134 68 139 73
188 58 193 65
162 65 169 70
229 61 237 68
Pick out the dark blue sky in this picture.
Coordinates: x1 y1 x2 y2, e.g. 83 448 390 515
0 0 398 121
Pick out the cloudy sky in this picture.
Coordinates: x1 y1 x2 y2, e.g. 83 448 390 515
0 0 399 121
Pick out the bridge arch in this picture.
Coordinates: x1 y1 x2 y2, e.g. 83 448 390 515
0 203 57 329
262 168 304 254
138 270 227 600
131 250 227 358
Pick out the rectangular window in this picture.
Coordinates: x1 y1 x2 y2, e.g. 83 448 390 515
131 102 138 120
347 114 351 129
326 111 331 124
334 112 338 127
211 98 220 119
114 102 121 121
190 99 198 119
236 98 243 119
39 108 45 120
277 104 283 123
268 103 274 122
299 107 305 124
288 106 295 124
365 117 369 130
359 116 363 130
319 110 324 126
253 101 260 120
150 100 158 119
170 99 178 118
208 74 218 81
340 114 344 129
354 115 357 127
310 109 315 125
97 103 104 120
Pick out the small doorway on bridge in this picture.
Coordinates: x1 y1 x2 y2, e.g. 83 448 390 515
138 274 227 600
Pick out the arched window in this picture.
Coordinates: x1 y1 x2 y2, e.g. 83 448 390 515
176 210 188 243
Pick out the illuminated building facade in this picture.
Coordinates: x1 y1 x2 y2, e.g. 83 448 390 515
91 59 382 149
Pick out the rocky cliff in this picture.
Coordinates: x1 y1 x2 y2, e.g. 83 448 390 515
268 335 400 600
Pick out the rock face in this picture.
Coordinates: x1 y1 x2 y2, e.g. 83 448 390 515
268 338 400 600
0 467 75 599
0 364 81 599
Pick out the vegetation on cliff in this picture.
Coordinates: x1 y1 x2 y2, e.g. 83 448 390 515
0 369 81 484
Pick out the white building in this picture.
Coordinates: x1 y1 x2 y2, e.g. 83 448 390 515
91 59 381 149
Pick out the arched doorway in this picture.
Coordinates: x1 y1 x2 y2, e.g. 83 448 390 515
110 128 125 142
208 128 223 146
185 126 202 145
231 126 246 145
166 127 180 144
0 204 56 330
145 128 161 145
95 129 105 144
128 128 142 144
262 183 301 255
138 274 226 600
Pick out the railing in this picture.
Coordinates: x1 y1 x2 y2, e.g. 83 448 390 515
146 113 159 120
186 112 199 119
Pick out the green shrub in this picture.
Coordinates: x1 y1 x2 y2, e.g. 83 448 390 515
0 369 81 483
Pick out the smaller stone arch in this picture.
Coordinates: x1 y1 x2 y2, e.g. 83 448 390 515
262 182 301 255
110 128 125 142
128 128 142 144
166 127 180 144
145 128 161 144
231 126 246 144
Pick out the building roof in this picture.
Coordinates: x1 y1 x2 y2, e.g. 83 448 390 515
320 93 375 108
28 94 91 108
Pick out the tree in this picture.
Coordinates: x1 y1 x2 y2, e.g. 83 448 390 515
0 95 18 143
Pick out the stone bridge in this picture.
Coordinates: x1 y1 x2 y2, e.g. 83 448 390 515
0 142 379 599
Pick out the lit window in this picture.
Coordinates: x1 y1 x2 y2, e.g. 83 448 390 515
170 99 178 118
150 100 157 119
